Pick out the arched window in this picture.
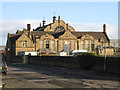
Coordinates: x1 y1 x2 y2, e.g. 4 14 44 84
54 26 65 32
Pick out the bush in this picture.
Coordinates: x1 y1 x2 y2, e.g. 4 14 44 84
77 53 98 70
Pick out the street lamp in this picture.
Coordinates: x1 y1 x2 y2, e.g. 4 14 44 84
104 43 106 72
101 41 103 57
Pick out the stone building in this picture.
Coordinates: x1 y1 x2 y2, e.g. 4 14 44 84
6 16 113 58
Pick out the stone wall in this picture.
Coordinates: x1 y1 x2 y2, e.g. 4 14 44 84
27 56 120 74
11 55 120 74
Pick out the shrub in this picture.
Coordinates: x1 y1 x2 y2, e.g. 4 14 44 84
77 53 98 70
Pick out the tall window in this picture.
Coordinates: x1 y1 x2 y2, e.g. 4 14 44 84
81 40 84 50
46 40 49 49
51 40 55 50
40 40 44 49
77 40 79 50
22 41 27 47
86 40 89 51
67 41 71 51
73 40 75 50
61 40 63 51
98 39 101 42
91 40 94 51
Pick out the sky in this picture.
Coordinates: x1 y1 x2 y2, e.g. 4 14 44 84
0 1 119 45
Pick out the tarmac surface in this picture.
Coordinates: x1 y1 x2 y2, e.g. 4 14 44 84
1 63 120 89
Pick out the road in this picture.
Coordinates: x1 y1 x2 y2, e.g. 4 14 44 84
2 63 120 89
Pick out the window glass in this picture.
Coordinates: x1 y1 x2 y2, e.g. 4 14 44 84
61 40 63 51
46 40 49 49
22 41 27 47
86 40 89 51
81 40 84 50
40 40 44 49
91 40 94 51
51 40 55 50
73 40 75 50
54 26 65 32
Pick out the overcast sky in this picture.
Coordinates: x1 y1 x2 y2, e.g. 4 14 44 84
0 1 118 45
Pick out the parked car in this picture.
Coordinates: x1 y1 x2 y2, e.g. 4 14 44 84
69 50 87 56
0 60 8 75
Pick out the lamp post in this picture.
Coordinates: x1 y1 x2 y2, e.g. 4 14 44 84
101 41 103 57
104 43 106 72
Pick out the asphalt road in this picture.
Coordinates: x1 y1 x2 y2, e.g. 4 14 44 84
2 63 120 89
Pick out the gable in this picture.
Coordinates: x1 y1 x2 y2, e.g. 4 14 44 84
59 30 77 40
16 33 32 42
81 34 95 40
40 33 54 40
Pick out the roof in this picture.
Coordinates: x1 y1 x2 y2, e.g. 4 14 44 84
9 34 22 44
72 32 109 42
31 31 109 42
34 24 51 31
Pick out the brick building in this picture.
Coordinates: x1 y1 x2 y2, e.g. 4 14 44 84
6 16 113 59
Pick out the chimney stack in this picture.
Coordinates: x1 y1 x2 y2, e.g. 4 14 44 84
53 16 56 23
40 23 41 27
103 24 106 33
58 16 60 23
66 23 69 29
27 24 31 32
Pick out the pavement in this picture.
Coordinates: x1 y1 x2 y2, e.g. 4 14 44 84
1 62 120 89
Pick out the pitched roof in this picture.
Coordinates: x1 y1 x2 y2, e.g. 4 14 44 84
30 30 109 42
72 32 109 42
34 24 51 31
9 34 22 43
8 30 109 43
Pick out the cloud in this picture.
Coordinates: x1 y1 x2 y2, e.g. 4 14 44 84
0 19 118 45
70 22 118 39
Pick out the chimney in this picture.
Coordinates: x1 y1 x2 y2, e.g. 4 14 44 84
66 23 69 29
42 20 46 26
27 24 31 32
103 24 106 33
58 16 60 23
8 33 10 38
53 16 56 23
40 23 41 27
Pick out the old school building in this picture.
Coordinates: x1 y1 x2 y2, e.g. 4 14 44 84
6 16 113 58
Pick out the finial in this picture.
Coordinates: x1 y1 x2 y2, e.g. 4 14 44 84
42 17 46 26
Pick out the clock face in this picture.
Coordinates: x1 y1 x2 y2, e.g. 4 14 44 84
54 26 65 32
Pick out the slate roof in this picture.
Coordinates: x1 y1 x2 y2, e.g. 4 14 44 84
30 31 109 43
9 34 22 43
72 32 109 42
34 24 51 31
8 29 109 44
